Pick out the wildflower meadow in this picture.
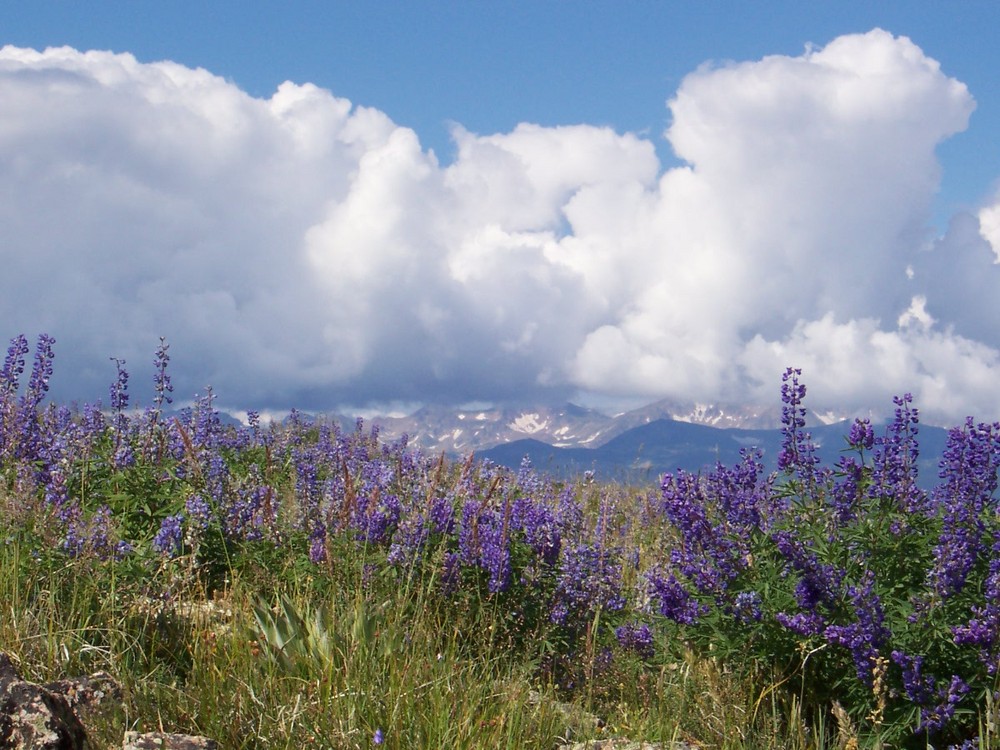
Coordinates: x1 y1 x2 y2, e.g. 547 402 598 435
2 333 1000 749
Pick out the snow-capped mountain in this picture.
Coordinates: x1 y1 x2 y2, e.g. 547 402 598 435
320 398 945 490
367 402 610 454
360 398 836 456
606 398 788 432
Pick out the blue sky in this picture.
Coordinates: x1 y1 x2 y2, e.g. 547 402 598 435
8 2 999 220
3 2 1000 424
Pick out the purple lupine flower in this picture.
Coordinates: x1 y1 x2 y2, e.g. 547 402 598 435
63 519 86 557
928 418 999 599
647 569 705 625
372 728 384 745
203 452 229 507
774 611 827 637
109 357 129 414
185 494 212 529
113 442 135 469
892 651 970 734
308 520 327 564
108 357 133 468
660 471 734 594
829 455 864 524
920 675 969 734
479 504 512 594
87 505 114 560
953 532 1000 673
868 393 927 514
823 570 889 686
516 455 547 499
551 542 625 627
193 387 221 448
892 650 935 705
511 496 561 566
771 530 842 611
76 400 102 437
354 491 401 545
25 334 55 410
152 514 185 556
244 410 265 449
778 367 819 483
11 334 56 465
615 622 655 660
457 498 484 567
224 483 272 542
428 494 455 535
847 417 875 452
44 468 71 510
0 334 29 396
387 511 431 568
732 591 763 623
152 337 173 410
0 335 30 457
293 447 322 529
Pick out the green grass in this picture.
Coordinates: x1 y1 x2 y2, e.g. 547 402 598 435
0 490 882 750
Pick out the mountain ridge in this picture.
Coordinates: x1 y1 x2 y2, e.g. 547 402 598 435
294 399 951 489
361 398 820 456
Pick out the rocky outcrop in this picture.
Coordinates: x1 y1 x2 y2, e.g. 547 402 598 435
122 732 218 750
0 652 87 750
557 741 699 750
42 672 121 714
0 652 216 750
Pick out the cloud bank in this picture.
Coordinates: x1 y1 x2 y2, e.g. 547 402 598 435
0 30 998 425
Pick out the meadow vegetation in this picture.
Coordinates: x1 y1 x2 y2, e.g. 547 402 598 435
1 334 1000 749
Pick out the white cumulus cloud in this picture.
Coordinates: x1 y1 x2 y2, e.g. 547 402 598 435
0 31 998 425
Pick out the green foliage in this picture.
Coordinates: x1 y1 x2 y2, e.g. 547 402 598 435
6 345 1000 748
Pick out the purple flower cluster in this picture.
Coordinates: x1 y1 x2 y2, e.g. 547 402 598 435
153 514 185 556
731 591 763 623
457 498 512 594
653 449 774 618
1 335 56 467
823 571 889 686
551 542 625 628
0 335 30 461
953 532 1000 673
646 569 705 625
928 418 1000 599
868 393 927 514
778 367 820 484
892 650 969 734
9 335 1000 742
615 621 654 660
152 337 173 413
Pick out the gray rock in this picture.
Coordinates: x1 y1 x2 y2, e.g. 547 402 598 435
122 732 218 750
44 672 121 711
0 652 88 750
556 741 697 750
0 651 218 750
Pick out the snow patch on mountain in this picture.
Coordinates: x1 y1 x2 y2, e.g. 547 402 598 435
510 413 548 434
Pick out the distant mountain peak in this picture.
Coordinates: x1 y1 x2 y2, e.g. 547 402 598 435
355 398 795 455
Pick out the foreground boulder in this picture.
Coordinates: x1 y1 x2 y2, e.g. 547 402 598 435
123 732 218 750
0 653 87 750
0 652 216 750
557 741 698 750
43 672 121 715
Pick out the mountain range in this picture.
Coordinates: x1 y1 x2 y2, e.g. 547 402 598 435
354 400 951 490
365 399 789 455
